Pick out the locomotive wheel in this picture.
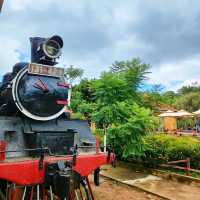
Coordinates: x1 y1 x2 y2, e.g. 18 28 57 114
73 179 92 200
0 180 93 200
94 168 100 186
0 180 6 200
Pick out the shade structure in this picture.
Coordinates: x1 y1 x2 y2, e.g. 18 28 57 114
158 110 193 118
175 110 193 117
158 110 178 117
193 109 200 116
158 110 194 132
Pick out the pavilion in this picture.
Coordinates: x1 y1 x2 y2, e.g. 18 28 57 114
158 110 195 135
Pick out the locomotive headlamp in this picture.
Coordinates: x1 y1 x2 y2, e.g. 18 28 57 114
30 35 64 66
42 35 63 59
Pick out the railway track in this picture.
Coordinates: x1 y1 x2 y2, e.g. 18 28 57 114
100 162 200 200
99 174 170 200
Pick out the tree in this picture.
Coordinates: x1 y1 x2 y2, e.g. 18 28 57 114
75 79 95 103
77 102 96 122
91 59 155 154
163 91 177 99
178 86 200 95
108 104 158 158
111 58 150 92
70 79 96 121
92 72 130 105
93 59 150 105
175 92 200 112
92 101 131 128
70 90 82 113
163 91 177 105
70 58 157 157
64 65 84 84
140 89 177 112
92 101 134 153
151 84 164 93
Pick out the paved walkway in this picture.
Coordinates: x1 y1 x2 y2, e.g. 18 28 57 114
90 176 163 200
101 162 200 200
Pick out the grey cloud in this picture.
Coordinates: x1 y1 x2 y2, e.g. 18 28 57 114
1 1 113 59
1 0 200 84
131 1 200 64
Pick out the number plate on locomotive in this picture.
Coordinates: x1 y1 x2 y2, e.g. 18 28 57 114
28 63 64 77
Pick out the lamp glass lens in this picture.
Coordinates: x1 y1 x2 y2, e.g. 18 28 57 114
44 40 60 57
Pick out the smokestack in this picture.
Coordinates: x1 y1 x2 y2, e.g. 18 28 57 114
0 0 4 12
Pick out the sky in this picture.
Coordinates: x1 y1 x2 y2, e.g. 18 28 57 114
1 0 200 91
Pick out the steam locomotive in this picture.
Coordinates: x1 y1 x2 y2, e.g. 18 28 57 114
0 35 114 200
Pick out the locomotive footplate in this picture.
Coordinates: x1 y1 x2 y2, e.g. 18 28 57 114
24 129 77 157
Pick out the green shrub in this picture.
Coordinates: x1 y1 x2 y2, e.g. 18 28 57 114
143 134 200 169
70 112 85 120
107 104 158 158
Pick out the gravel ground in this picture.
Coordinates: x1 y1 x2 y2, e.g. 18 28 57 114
100 162 200 200
90 177 163 200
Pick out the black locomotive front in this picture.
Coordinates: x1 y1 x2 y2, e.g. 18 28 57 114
0 35 96 158
0 35 70 121
13 63 69 121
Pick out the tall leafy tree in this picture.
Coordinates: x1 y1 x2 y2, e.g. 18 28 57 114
92 72 129 105
90 59 156 155
64 65 84 84
71 78 96 121
93 58 150 105
175 92 200 112
70 58 157 157
75 79 95 103
178 86 200 95
111 58 150 92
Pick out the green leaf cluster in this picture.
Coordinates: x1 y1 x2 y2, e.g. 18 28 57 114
175 92 200 112
108 104 158 158
64 65 84 84
142 134 200 169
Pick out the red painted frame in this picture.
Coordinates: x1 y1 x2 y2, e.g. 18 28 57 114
0 153 114 185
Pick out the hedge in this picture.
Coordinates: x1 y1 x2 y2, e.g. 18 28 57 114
142 134 200 169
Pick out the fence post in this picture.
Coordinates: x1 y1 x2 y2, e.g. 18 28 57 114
186 158 190 175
